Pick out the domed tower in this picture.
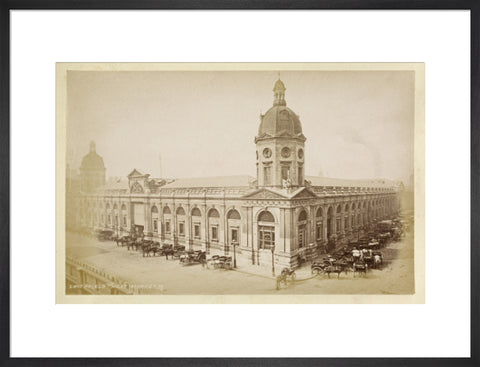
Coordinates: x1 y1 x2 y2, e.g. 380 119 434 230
255 78 306 188
80 141 106 193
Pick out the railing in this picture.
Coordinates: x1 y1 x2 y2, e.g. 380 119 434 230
65 256 135 295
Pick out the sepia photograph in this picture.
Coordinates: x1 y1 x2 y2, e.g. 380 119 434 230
57 63 424 303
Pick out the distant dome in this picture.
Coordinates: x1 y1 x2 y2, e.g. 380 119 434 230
80 152 105 171
256 79 305 141
80 141 105 171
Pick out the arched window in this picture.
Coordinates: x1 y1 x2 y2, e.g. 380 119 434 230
113 204 118 210
208 209 220 242
227 209 241 245
106 203 110 210
316 208 323 242
298 210 307 248
344 204 351 230
121 204 127 226
191 208 201 217
336 206 342 234
191 208 202 239
176 207 186 236
258 211 275 250
163 206 172 235
298 210 307 222
258 211 274 222
151 206 159 232
176 207 186 216
227 209 241 220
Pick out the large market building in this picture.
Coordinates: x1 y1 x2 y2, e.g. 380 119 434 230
68 79 401 269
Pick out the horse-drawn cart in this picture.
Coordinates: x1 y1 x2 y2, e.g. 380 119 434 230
180 250 207 266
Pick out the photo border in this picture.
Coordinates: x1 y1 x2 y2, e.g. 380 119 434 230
1 1 478 366
55 62 425 305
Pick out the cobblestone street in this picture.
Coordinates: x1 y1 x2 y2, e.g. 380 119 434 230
66 230 415 295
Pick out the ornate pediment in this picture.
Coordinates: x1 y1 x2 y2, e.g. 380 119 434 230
127 168 150 179
243 189 288 200
128 169 143 177
291 188 318 199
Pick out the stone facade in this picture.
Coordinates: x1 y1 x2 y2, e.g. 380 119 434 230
70 79 401 270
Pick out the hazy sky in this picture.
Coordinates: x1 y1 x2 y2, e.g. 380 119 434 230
66 70 414 183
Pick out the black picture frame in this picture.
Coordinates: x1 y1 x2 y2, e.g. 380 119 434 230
1 1 478 366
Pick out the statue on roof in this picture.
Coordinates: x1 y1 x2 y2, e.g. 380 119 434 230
282 170 292 190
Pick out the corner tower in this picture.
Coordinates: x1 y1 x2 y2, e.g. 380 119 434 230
255 78 306 188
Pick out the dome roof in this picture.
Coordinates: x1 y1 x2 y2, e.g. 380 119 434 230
258 106 303 138
80 151 105 171
256 79 305 141
80 141 105 171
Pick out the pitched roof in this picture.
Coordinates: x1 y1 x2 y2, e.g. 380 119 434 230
127 169 149 177
242 186 318 200
306 176 397 188
161 175 256 189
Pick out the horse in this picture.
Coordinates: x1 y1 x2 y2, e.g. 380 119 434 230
353 261 368 277
143 245 161 257
161 245 174 259
373 252 383 269
281 268 296 281
276 273 288 290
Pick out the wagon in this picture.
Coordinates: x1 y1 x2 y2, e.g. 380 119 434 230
180 250 206 266
213 256 232 270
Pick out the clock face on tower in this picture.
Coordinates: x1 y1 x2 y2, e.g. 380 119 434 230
281 147 291 158
298 148 304 159
263 148 272 158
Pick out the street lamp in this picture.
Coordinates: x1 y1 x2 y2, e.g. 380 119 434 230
270 245 275 277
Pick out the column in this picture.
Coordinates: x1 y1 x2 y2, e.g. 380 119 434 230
145 198 152 237
284 207 292 254
186 202 191 248
203 202 208 253
241 206 248 248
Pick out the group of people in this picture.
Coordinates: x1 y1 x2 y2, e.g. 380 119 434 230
351 246 383 267
352 247 371 262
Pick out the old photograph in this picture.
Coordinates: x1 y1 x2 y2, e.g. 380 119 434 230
58 63 424 303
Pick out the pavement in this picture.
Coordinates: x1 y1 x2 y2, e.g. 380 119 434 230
65 231 415 295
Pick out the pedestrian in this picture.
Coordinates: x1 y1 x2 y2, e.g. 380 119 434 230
352 247 361 262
